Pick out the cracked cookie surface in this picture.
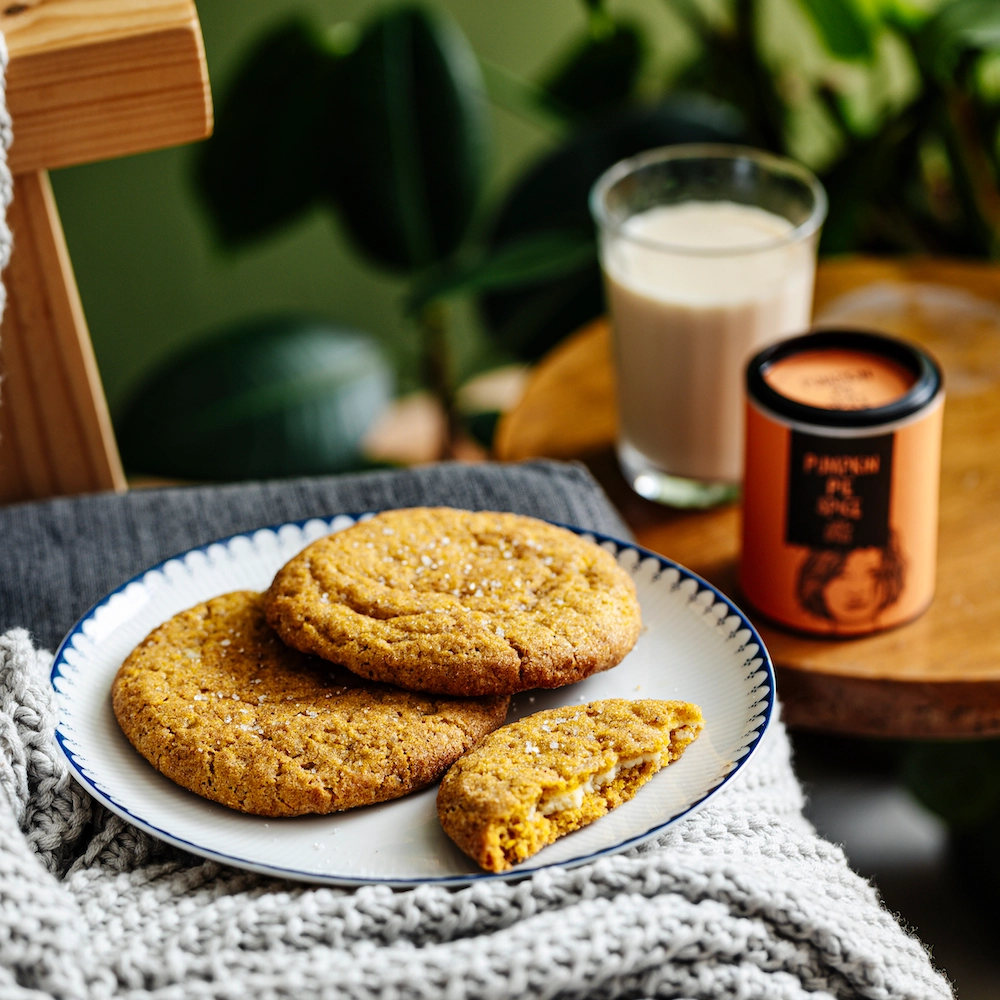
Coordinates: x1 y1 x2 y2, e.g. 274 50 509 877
437 698 704 871
112 591 510 816
264 508 642 696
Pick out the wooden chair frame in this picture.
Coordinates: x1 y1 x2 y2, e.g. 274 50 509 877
0 0 212 503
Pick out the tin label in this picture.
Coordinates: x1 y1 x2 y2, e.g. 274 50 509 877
785 431 894 549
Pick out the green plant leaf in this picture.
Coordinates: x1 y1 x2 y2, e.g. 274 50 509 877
797 0 876 61
580 0 615 38
478 93 746 360
117 318 393 481
917 0 1000 84
408 232 597 312
328 5 490 272
195 19 345 246
975 50 1000 104
669 0 787 151
540 21 646 119
874 0 938 34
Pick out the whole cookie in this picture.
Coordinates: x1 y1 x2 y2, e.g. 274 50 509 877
437 699 704 872
112 591 509 817
264 508 642 697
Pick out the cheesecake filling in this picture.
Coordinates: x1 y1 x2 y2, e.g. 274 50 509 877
538 751 662 816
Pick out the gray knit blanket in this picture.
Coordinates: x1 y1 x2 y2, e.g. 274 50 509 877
0 627 950 1000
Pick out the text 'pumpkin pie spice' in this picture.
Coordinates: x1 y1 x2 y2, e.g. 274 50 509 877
743 329 944 637
264 508 642 697
112 591 509 817
437 698 704 872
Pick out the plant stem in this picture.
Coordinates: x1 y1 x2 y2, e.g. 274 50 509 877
420 301 461 459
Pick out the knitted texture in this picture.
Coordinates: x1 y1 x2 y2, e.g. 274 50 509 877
0 628 952 1000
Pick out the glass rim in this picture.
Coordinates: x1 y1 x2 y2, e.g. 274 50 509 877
589 143 828 258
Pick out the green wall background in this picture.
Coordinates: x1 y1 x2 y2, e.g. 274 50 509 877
49 0 682 417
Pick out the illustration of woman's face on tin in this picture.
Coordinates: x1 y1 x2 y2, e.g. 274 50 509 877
796 532 906 630
822 549 884 626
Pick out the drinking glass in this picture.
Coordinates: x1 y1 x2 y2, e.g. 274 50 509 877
590 144 827 508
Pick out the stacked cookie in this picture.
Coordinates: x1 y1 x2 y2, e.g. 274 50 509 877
264 507 643 696
113 508 646 820
113 590 509 817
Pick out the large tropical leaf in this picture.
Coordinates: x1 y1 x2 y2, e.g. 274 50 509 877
328 5 489 271
797 0 876 62
117 318 393 481
917 0 1000 84
196 19 344 246
670 0 786 152
540 21 646 119
478 94 746 360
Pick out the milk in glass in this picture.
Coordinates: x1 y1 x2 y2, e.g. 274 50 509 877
601 201 816 485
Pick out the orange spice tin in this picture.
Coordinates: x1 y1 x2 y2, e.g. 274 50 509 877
741 329 944 637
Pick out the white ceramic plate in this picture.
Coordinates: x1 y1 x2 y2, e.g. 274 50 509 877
52 514 774 887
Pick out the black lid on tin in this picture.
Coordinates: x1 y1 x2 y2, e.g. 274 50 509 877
746 329 943 428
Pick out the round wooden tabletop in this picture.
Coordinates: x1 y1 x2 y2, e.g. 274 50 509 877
496 258 1000 739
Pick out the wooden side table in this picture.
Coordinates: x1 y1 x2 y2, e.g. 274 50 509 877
497 258 1000 739
0 0 212 503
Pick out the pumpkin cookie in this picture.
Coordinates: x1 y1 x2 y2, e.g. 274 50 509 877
264 508 642 697
112 591 509 817
437 699 704 872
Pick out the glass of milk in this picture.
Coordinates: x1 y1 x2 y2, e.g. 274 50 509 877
590 144 827 507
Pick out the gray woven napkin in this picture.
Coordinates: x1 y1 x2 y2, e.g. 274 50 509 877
0 461 952 999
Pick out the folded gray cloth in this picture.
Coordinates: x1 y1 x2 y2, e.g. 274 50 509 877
0 460 628 651
0 461 951 999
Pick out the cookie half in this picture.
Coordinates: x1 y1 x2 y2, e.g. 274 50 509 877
264 507 642 696
437 699 704 872
112 591 509 817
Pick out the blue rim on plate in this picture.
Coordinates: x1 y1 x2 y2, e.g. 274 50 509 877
51 515 775 886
